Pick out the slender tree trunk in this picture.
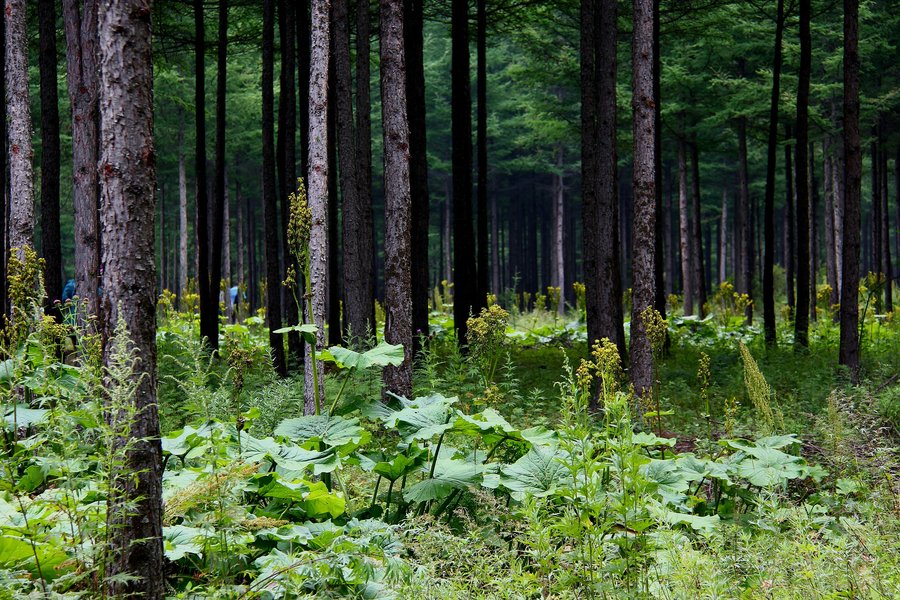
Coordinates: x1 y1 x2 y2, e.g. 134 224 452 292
208 0 228 350
719 189 728 284
98 0 163 593
809 141 819 321
305 0 329 411
39 0 61 309
833 143 845 297
664 164 675 296
554 144 565 308
630 0 656 396
380 0 413 397
582 0 624 362
677 138 692 314
5 0 35 258
763 0 784 343
406 0 429 348
443 181 452 285
794 0 811 348
355 0 376 336
326 83 342 345
690 141 706 316
871 139 880 277
652 0 666 328
823 139 837 307
236 181 244 303
880 142 892 311
178 118 189 298
0 8 6 318
475 0 489 305
195 0 215 347
262 0 287 376
491 192 500 294
737 117 753 323
839 0 861 380
223 175 232 319
452 0 478 344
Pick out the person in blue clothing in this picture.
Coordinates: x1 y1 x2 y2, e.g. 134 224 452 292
62 279 76 303
229 285 239 323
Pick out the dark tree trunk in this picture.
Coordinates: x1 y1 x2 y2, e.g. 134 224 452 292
880 141 892 311
209 0 228 351
0 8 6 317
678 138 692 314
785 128 795 310
690 141 706 316
263 0 287 376
452 0 478 345
305 0 329 411
97 0 163 594
823 139 838 307
476 0 489 305
178 116 188 297
327 79 342 345
38 0 61 310
663 163 675 296
794 0 811 348
406 0 429 350
737 117 753 324
381 0 413 398
763 0 784 344
652 0 666 329
839 0 861 381
809 141 819 321
195 0 215 347
871 139 880 277
355 0 375 334
5 0 35 257
630 0 657 396
719 189 728 285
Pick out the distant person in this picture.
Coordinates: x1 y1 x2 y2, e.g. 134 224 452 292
230 286 239 323
62 279 76 303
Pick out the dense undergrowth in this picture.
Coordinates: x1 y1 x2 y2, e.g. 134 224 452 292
1 279 899 598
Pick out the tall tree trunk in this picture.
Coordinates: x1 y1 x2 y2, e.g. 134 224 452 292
652 0 666 328
335 0 364 344
279 0 302 362
327 83 342 345
5 0 35 258
630 0 656 396
737 117 753 324
209 0 228 350
305 0 329 411
871 139 880 277
763 0 784 344
223 175 231 318
178 117 189 298
39 0 61 309
443 181 452 284
97 0 163 593
794 0 811 348
839 0 861 380
491 192 500 294
677 138 693 314
355 0 375 335
553 144 565 308
880 142 892 311
475 0 489 305
0 7 6 318
786 135 797 306
236 180 244 307
195 0 215 346
262 0 287 376
406 0 429 349
690 141 706 316
823 139 837 307
719 189 728 284
832 141 845 296
809 141 819 321
452 0 478 344
663 164 675 296
381 0 413 397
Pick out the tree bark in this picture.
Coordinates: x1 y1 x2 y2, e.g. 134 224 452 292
0 8 6 318
39 0 61 309
663 164 675 296
630 0 656 396
553 144 565 307
809 141 819 321
823 139 838 307
737 117 753 324
839 0 861 380
209 0 228 350
719 189 728 284
195 0 216 348
263 0 287 376
880 141 892 311
97 0 163 594
223 174 232 318
305 0 329 411
178 116 189 298
652 0 666 328
406 0 429 350
355 0 376 337
763 0 784 344
794 0 811 348
452 0 478 345
381 0 413 397
475 0 489 305
5 0 34 257
327 82 342 345
678 138 693 315
690 141 706 316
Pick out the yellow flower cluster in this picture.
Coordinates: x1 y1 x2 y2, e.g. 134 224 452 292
163 461 259 525
640 306 668 356
467 304 509 350
287 178 312 263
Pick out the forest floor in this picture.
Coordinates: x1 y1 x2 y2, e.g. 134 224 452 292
2 287 899 598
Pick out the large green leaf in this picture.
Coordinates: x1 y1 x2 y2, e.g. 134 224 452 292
2 404 49 428
272 323 318 342
326 342 405 371
403 457 486 503
275 415 368 450
241 434 339 474
300 482 347 519
380 394 457 441
163 525 205 561
734 446 806 487
499 445 571 498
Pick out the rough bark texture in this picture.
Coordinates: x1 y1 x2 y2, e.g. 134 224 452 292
880 142 892 311
823 139 837 307
380 0 413 398
630 0 656 396
407 0 429 349
553 144 565 304
262 0 287 376
305 0 329 412
690 141 706 316
195 0 215 348
354 0 376 338
0 7 6 318
678 138 693 315
5 0 35 256
762 0 784 344
97 0 164 594
809 141 819 321
652 0 666 328
451 0 478 345
39 0 61 307
582 0 625 367
785 131 795 309
719 189 728 284
839 0 861 380
475 0 489 305
794 0 811 348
